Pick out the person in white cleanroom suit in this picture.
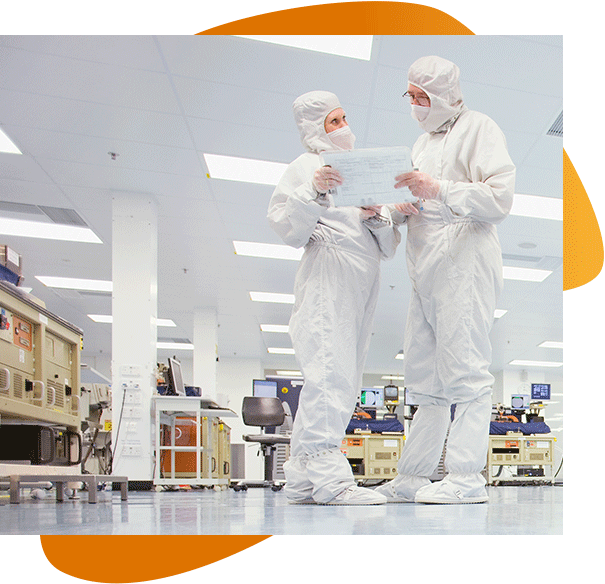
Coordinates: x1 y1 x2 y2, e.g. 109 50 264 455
268 91 402 505
376 56 516 504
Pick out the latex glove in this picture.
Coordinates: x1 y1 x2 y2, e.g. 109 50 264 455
393 202 419 216
359 205 382 219
313 165 343 194
394 171 440 200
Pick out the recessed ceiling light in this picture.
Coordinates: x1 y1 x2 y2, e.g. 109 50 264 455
157 342 194 350
395 352 404 360
510 194 562 221
276 370 302 376
36 276 112 292
503 266 552 282
494 309 508 318
87 314 113 324
0 127 22 154
0 217 102 243
381 375 405 380
203 153 287 186
235 35 374 61
508 359 563 367
267 347 296 355
88 314 176 327
539 341 563 349
234 241 303 261
260 324 290 333
250 291 295 304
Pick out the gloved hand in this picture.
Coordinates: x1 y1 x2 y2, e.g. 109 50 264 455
393 202 419 216
359 205 382 219
313 165 343 194
394 171 441 200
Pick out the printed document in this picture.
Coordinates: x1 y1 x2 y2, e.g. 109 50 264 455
319 146 417 207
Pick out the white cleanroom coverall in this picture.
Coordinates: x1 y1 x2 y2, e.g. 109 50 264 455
268 91 401 503
388 56 516 503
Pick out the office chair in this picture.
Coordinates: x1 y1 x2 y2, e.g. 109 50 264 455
233 396 291 492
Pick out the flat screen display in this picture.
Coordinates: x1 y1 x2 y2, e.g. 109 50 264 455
167 357 186 396
531 383 551 400
253 379 278 398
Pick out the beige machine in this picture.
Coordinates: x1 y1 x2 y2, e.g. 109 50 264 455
340 433 404 481
487 432 556 484
0 281 82 431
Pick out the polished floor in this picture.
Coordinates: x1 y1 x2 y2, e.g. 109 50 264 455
0 484 562 535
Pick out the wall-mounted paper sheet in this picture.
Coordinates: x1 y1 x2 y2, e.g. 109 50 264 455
319 146 417 207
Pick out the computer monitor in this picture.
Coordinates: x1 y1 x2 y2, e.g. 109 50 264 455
166 357 186 396
511 394 530 409
253 379 278 398
383 384 399 405
359 388 384 409
531 383 551 400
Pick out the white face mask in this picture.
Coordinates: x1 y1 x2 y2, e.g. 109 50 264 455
327 125 356 150
411 104 430 122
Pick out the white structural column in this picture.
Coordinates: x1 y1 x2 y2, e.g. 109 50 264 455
111 194 158 481
193 308 217 399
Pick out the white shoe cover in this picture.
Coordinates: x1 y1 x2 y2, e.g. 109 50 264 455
283 457 314 502
287 497 316 505
415 475 488 504
322 485 387 505
374 475 431 503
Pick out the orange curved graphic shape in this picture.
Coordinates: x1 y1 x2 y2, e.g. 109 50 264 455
563 149 603 289
199 1 473 34
40 535 270 583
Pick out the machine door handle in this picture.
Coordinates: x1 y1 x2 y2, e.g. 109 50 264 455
31 380 46 405
0 368 9 392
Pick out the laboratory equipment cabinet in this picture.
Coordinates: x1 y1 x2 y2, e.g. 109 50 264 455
159 416 231 480
0 281 83 431
340 432 404 480
487 433 556 484
153 395 236 487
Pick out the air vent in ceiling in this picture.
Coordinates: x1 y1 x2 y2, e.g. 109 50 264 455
51 289 111 300
38 206 88 227
0 201 88 227
547 111 563 137
0 201 45 215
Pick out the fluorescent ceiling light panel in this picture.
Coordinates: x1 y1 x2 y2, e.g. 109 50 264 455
204 153 287 186
36 276 112 292
250 291 295 304
157 342 194 350
267 347 295 355
0 217 102 243
235 35 373 61
382 375 405 381
276 370 302 376
511 194 562 221
87 314 113 324
539 341 563 349
503 266 552 282
509 359 563 367
260 324 290 333
88 314 176 327
395 352 404 360
234 241 303 261
494 309 508 318
0 127 21 154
